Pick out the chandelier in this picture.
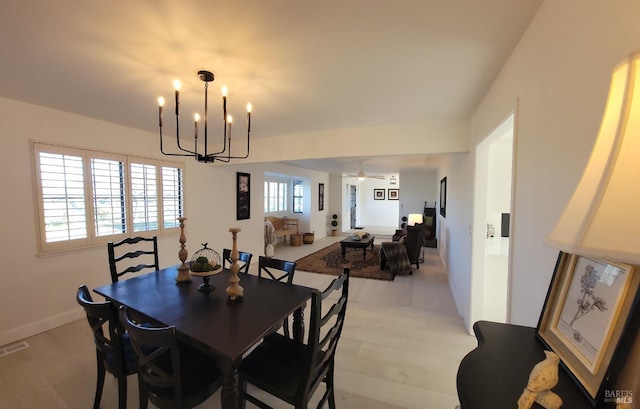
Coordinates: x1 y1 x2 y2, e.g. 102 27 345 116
157 70 252 163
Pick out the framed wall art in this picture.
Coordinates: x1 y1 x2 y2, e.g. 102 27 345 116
387 189 399 200
374 189 385 200
440 177 447 217
319 183 325 211
236 172 250 220
537 252 640 405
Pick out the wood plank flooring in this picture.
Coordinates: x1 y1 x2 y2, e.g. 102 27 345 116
0 234 476 408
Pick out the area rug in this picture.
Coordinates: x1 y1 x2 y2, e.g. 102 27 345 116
294 242 393 281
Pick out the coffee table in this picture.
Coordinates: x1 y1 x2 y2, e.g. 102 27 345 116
340 235 375 259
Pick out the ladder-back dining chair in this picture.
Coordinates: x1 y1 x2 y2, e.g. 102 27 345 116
222 248 253 274
118 306 223 409
76 285 138 409
108 236 159 283
239 269 350 409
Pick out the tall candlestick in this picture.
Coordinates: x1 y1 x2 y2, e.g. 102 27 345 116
226 227 244 300
176 217 191 283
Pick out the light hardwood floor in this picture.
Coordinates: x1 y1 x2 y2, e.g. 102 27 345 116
0 234 477 409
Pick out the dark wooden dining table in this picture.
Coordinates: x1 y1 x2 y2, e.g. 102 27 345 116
94 265 316 409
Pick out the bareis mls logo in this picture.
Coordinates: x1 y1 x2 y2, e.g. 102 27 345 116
604 389 633 404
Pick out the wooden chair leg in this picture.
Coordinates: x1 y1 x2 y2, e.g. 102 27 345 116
238 378 247 409
117 373 127 409
326 364 336 409
93 356 106 409
138 376 148 409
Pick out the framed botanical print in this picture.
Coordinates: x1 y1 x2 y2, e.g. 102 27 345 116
537 252 640 405
374 189 385 200
387 189 399 200
236 172 250 220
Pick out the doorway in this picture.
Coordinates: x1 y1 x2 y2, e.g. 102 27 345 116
470 113 515 326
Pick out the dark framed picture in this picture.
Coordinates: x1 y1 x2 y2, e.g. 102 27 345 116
387 189 399 200
537 252 640 405
319 183 324 211
440 177 447 217
236 172 250 220
374 189 385 200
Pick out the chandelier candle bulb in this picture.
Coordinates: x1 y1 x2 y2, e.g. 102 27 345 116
247 103 252 131
222 85 228 121
173 80 181 116
157 96 165 127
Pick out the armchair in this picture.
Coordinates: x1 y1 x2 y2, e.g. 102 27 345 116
381 223 427 278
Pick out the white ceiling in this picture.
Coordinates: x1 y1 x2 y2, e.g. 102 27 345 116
0 0 541 174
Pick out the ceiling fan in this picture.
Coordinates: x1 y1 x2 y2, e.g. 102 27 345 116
343 161 385 180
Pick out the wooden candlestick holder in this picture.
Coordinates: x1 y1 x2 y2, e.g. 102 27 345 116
176 217 191 283
226 227 244 300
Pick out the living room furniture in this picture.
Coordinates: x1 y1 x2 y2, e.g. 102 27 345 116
340 235 375 259
239 270 350 409
456 321 592 409
94 265 315 409
379 242 413 278
264 216 299 244
386 223 427 270
119 306 223 409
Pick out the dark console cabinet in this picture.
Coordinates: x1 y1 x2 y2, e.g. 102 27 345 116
456 321 593 409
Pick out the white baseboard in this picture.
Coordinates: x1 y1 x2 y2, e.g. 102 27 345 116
0 308 85 348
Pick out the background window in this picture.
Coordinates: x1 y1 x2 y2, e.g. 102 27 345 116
264 179 288 213
293 180 303 213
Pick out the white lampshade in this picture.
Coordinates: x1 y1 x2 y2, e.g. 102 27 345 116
408 213 423 226
546 52 640 264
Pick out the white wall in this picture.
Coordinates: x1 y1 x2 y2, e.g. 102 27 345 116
357 178 399 229
486 138 513 233
449 0 640 333
399 170 438 223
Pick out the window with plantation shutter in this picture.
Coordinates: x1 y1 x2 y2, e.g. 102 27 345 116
38 150 88 243
130 162 158 232
264 179 288 213
162 166 183 229
33 142 185 254
293 180 303 213
91 158 126 236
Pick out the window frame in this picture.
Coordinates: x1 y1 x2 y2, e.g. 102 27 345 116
32 142 185 254
264 178 289 214
292 179 303 214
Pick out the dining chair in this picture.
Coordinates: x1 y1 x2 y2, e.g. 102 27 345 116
258 255 296 283
118 306 223 409
222 248 253 273
239 269 350 409
76 285 137 409
108 236 160 283
258 255 297 338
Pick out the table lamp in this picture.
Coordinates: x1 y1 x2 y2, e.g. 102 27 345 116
408 213 423 226
546 51 640 265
